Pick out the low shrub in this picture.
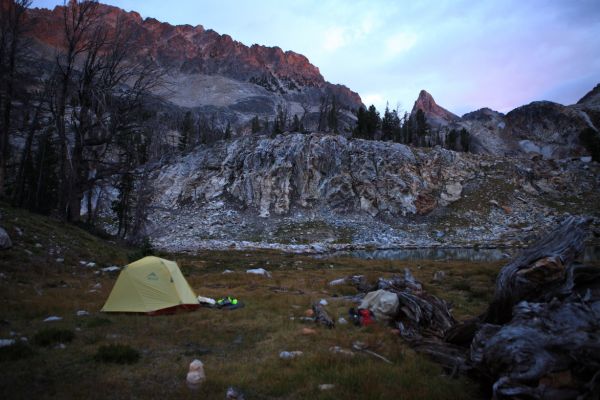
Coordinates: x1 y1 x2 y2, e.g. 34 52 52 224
127 237 155 262
33 328 75 347
85 317 112 328
94 344 140 364
0 341 35 361
451 280 472 291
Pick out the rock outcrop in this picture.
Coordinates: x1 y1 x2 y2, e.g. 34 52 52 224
149 133 472 219
113 132 600 252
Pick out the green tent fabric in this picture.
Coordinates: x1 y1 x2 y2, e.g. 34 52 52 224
102 256 198 313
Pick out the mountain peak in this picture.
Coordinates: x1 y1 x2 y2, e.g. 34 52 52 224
412 90 437 113
411 90 459 126
577 83 600 106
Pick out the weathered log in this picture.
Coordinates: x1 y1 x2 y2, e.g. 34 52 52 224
354 269 454 340
461 216 600 399
470 298 600 399
417 216 598 399
312 302 334 328
377 269 423 293
446 216 592 345
485 216 591 325
349 275 377 293
395 291 455 340
352 216 598 398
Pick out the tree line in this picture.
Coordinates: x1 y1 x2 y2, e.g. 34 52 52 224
0 0 174 241
353 103 471 152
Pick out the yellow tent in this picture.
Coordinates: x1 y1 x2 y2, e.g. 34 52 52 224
101 256 198 314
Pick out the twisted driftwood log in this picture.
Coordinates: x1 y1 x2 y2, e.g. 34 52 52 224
353 216 599 398
484 216 591 325
451 216 598 399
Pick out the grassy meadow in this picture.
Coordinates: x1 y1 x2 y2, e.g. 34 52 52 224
0 205 504 399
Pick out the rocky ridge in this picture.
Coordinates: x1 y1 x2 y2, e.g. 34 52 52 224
115 133 600 252
411 86 600 158
25 2 362 129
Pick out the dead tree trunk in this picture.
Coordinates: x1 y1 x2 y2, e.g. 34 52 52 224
484 216 591 325
352 216 598 398
441 216 598 399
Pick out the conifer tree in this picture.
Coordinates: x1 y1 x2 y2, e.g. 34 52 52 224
251 115 261 133
460 128 470 152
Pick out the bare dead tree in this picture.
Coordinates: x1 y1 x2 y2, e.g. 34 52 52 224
49 1 164 221
50 0 100 219
0 0 32 197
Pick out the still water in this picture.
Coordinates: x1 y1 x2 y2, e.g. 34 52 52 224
329 246 600 263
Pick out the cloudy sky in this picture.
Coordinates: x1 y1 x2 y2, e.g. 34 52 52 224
32 0 600 115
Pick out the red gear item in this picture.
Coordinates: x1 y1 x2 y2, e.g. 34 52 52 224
359 308 375 326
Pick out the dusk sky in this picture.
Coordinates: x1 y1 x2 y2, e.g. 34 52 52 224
31 0 600 115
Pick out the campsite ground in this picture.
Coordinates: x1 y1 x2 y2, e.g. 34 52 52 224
0 205 508 399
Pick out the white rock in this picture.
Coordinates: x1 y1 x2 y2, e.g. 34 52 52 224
102 266 120 273
76 310 89 317
329 346 354 356
328 278 347 286
35 243 42 248
43 316 62 322
279 350 303 360
246 268 271 278
222 269 234 274
337 317 348 325
441 182 463 203
319 299 328 306
319 384 335 391
0 339 15 347
86 262 96 268
186 359 206 388
432 271 446 283
226 386 245 400
55 258 64 263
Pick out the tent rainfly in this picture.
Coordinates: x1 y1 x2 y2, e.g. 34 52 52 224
101 256 199 314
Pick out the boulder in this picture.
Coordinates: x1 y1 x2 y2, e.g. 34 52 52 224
246 268 271 278
0 227 12 250
440 182 462 204
186 359 206 388
432 271 446 283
